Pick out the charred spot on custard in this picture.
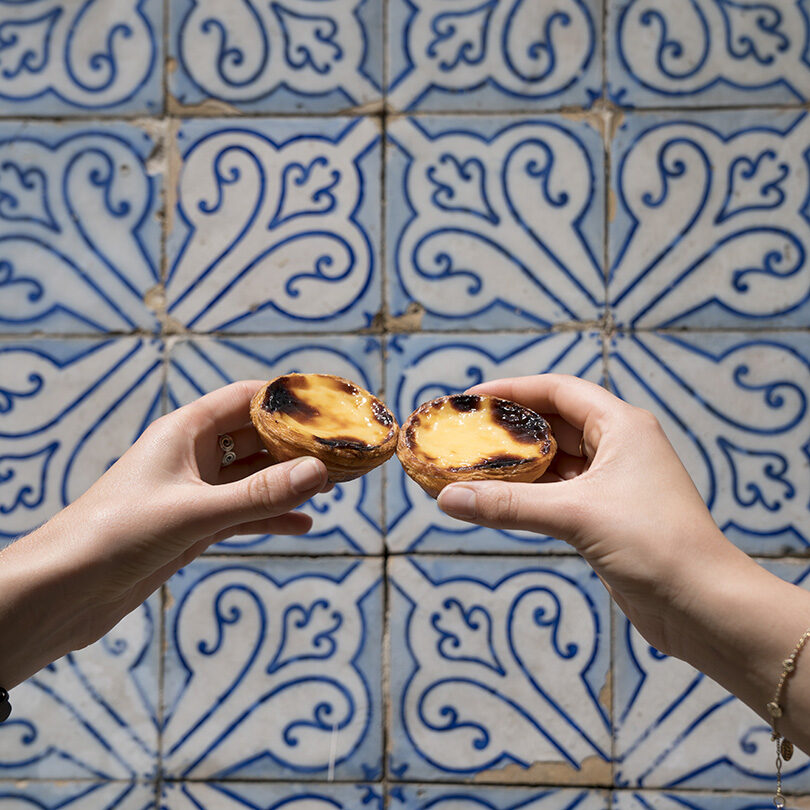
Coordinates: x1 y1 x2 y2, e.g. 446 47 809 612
491 399 550 444
333 378 359 396
263 377 320 421
471 454 528 470
371 400 393 427
315 435 372 451
448 394 480 412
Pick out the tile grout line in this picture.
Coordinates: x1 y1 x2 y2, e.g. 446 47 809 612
380 3 391 792
1 100 807 124
600 2 617 778
5 325 810 343
157 3 171 797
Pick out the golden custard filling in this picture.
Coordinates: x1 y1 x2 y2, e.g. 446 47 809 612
405 395 550 470
262 373 393 449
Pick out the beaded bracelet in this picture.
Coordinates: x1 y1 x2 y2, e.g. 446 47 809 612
0 687 10 722
767 628 810 808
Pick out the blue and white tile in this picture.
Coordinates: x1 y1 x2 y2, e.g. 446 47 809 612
168 0 382 113
615 560 810 790
0 122 162 334
162 557 384 781
0 0 163 115
0 593 160 780
609 111 810 329
390 785 610 809
607 0 810 107
388 556 611 783
386 331 605 553
0 337 163 545
387 116 605 330
166 117 381 333
167 335 384 554
388 0 602 111
607 331 810 555
160 781 384 809
613 793 806 809
0 782 156 810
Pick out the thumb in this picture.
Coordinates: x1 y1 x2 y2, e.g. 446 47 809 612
437 479 587 543
205 456 328 527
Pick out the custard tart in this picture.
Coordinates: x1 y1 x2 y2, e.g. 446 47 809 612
397 394 557 498
250 374 399 483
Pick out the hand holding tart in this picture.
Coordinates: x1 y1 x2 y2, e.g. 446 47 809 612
397 394 557 498
250 374 399 483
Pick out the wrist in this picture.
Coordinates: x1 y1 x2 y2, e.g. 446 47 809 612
0 514 96 687
662 541 810 721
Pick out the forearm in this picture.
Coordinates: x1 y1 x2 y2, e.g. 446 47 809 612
666 543 810 752
0 512 94 689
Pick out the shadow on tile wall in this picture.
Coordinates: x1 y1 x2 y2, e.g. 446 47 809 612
0 0 809 807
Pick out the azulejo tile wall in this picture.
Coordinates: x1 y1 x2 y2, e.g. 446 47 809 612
0 0 809 808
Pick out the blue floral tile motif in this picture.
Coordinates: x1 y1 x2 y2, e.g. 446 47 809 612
388 0 602 111
613 793 797 810
0 337 163 545
386 331 605 553
0 122 162 334
166 117 381 332
0 0 163 115
608 331 810 555
390 785 610 809
0 594 160 779
388 556 611 783
0 782 156 810
614 561 810 790
607 0 810 107
168 0 382 113
609 111 810 329
161 782 384 809
387 116 605 330
167 335 384 554
162 557 384 781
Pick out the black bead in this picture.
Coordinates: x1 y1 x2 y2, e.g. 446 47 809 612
0 688 10 723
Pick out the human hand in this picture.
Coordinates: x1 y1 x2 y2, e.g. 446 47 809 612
0 381 328 683
436 374 758 658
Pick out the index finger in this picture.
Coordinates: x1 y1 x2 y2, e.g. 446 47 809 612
177 379 266 436
466 374 627 441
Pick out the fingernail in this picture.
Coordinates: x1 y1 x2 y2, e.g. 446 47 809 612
439 485 477 520
290 458 325 493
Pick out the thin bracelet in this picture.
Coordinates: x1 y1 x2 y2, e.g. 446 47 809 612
767 628 810 809
0 687 10 722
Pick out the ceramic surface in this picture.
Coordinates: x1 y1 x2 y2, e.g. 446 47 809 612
162 557 384 781
0 0 163 115
1 1 807 807
168 0 383 113
388 0 603 111
609 111 810 329
0 121 162 334
386 115 605 330
388 556 611 784
607 0 810 107
166 117 382 333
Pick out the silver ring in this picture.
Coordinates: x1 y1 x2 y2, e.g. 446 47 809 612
579 435 590 459
219 434 236 467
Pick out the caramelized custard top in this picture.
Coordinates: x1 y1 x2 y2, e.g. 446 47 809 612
262 374 393 450
405 394 551 470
